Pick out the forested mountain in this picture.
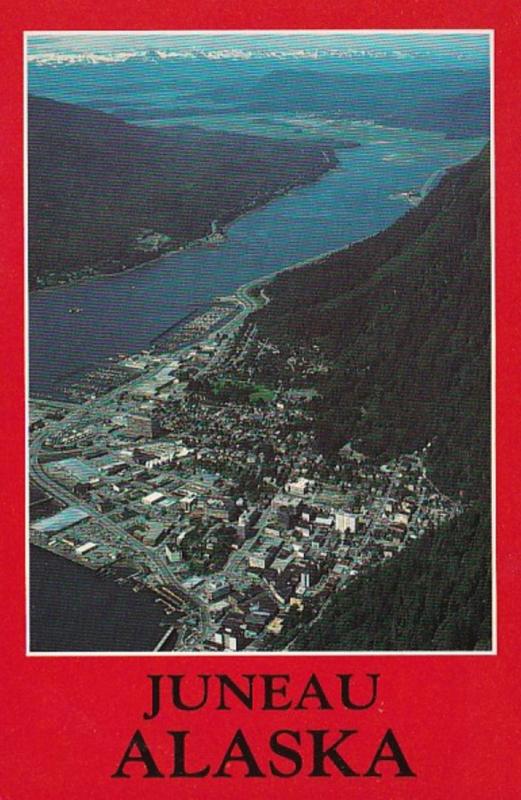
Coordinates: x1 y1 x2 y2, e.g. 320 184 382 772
293 505 491 651
383 88 490 139
253 145 491 651
28 95 336 287
254 145 491 502
193 69 490 138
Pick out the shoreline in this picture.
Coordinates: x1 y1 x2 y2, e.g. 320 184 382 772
237 233 378 298
29 154 341 296
235 164 454 300
30 539 181 611
29 543 179 653
28 162 450 404
28 160 450 303
27 234 367 402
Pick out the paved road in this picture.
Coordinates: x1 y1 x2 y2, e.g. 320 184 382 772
28 289 258 647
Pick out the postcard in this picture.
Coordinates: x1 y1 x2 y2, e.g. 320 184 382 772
1 2 519 797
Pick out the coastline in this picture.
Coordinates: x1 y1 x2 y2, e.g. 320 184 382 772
237 234 377 299
234 164 453 300
29 544 178 652
28 161 453 300
29 153 341 296
28 156 479 653
29 160 456 406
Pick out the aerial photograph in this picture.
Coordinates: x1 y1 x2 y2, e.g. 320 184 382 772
27 31 491 653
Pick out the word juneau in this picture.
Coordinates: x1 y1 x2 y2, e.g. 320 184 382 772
112 673 416 780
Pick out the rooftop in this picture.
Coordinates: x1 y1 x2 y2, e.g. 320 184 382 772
33 507 91 533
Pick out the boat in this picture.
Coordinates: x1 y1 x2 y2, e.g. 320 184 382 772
68 306 83 314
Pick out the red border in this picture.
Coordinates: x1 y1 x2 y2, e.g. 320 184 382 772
2 2 521 797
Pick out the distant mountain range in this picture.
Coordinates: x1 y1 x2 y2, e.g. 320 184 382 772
27 48 422 66
191 68 490 139
28 94 338 287
382 87 491 138
27 46 487 68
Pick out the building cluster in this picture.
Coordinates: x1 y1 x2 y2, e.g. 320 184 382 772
29 294 461 651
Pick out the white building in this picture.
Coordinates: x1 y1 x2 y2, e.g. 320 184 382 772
335 510 357 534
142 491 164 506
284 477 315 497
180 492 197 513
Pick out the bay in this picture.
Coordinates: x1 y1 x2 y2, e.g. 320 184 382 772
30 545 173 652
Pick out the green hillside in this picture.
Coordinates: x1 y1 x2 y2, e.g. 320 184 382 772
292 505 491 651
254 146 491 502
28 94 337 288
252 146 491 651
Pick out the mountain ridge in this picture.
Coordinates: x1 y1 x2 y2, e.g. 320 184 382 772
253 145 491 502
251 146 491 651
28 94 338 288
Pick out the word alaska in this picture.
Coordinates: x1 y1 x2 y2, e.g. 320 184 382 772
111 673 416 780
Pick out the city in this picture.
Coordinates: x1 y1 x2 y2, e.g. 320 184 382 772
29 279 461 652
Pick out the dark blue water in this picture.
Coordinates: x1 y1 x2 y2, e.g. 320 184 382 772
29 135 485 397
30 546 172 652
